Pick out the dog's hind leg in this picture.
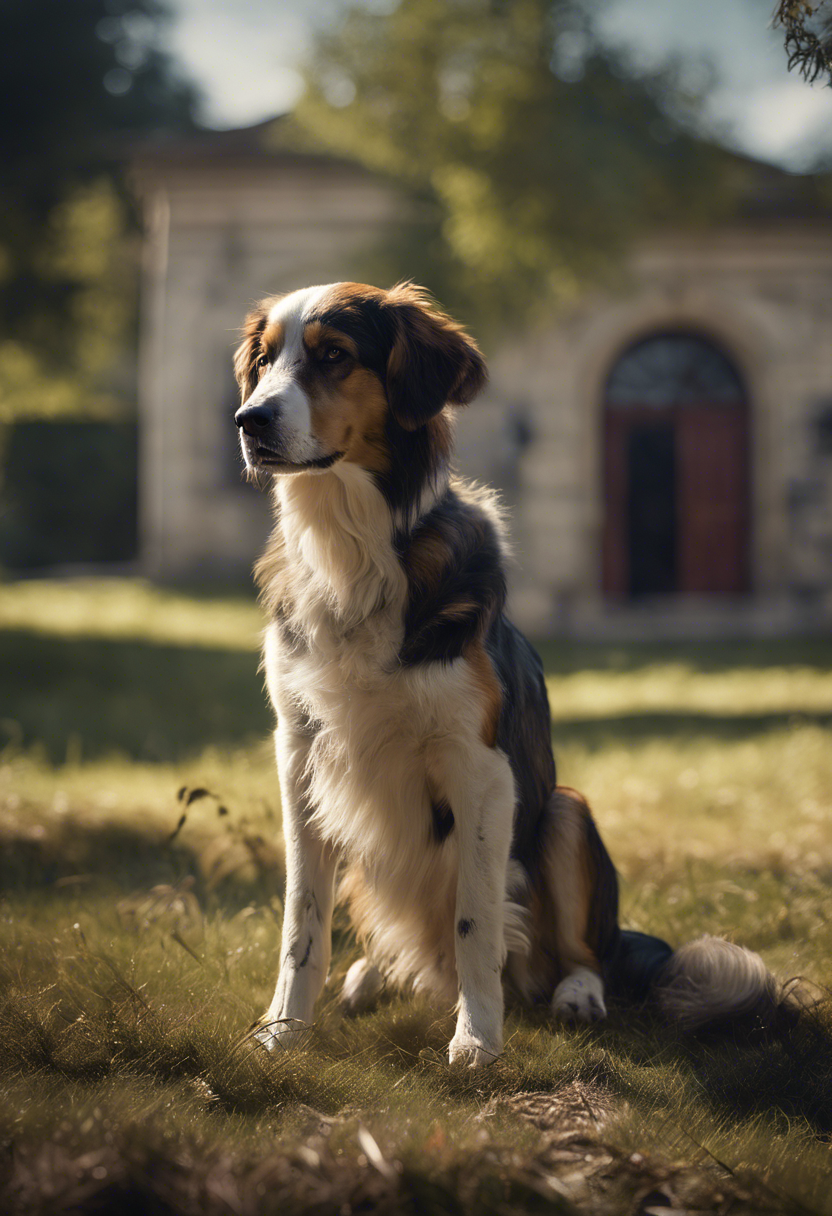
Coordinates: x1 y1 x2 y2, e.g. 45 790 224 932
340 958 385 1016
257 723 338 1051
537 787 620 1025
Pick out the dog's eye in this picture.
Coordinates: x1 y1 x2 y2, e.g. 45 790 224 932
324 346 346 363
255 354 269 372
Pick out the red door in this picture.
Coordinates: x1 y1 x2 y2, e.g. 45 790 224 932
602 403 749 598
676 405 749 594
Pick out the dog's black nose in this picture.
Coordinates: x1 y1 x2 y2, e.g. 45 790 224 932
235 403 273 436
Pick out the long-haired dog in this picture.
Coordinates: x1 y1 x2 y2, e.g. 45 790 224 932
234 281 787 1066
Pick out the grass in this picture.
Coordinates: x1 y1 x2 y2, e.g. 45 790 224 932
1 578 832 1214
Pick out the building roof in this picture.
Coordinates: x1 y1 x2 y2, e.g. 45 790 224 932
130 115 363 175
130 115 832 224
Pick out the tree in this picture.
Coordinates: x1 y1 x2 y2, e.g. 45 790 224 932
294 0 740 333
775 0 832 84
0 0 197 422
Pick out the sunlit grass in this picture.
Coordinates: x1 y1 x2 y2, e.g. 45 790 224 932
1 578 831 1213
547 664 832 717
0 577 263 649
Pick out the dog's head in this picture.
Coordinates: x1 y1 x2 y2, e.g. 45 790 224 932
233 282 486 478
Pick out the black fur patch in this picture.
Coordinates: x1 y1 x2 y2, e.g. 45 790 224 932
377 411 453 520
383 293 486 430
287 936 313 969
397 489 507 666
484 616 557 873
307 285 393 380
457 918 475 938
430 797 455 844
604 929 674 1002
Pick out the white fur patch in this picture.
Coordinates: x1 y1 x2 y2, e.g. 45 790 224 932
340 958 384 1016
266 283 335 334
552 967 607 1023
253 1018 311 1053
241 284 339 468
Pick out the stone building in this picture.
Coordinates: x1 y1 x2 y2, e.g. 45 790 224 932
133 122 832 634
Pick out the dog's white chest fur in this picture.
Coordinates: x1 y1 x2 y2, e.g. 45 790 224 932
278 630 478 853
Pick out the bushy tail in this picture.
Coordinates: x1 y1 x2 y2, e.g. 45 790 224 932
611 930 802 1031
656 935 782 1029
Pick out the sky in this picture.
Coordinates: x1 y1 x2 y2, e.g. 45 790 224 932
164 0 832 172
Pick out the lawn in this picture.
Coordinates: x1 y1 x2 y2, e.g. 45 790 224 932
2 579 832 1215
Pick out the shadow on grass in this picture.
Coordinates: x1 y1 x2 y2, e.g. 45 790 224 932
555 709 832 749
6 629 832 765
599 1000 832 1140
535 637 832 675
0 813 278 905
2 629 271 762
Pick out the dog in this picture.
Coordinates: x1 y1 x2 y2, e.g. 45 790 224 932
234 281 786 1067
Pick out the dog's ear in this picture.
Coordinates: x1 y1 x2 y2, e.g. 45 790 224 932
234 304 269 399
384 283 487 431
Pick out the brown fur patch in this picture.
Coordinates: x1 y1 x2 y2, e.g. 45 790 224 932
261 319 285 362
302 320 359 361
310 365 390 474
519 787 620 1002
464 641 502 748
234 298 285 398
292 319 391 473
402 527 454 598
401 504 500 610
315 281 387 314
233 305 268 398
552 788 597 970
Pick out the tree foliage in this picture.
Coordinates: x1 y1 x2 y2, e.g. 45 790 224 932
774 0 832 84
295 0 740 332
0 0 197 421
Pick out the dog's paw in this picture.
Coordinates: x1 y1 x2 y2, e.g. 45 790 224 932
340 958 384 1016
552 968 607 1024
251 1018 309 1052
448 1032 501 1068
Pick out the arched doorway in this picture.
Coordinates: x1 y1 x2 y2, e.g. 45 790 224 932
602 332 749 598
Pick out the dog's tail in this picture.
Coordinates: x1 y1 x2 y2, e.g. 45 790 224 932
608 929 800 1030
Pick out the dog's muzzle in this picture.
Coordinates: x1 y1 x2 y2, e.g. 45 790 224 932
235 400 342 472
235 400 283 467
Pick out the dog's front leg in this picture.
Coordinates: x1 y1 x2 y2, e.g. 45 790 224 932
257 723 337 1051
435 747 515 1067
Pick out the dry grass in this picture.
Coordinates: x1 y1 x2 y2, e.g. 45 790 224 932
1 579 831 1214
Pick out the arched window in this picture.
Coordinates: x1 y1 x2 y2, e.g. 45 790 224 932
602 332 749 599
606 333 745 410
